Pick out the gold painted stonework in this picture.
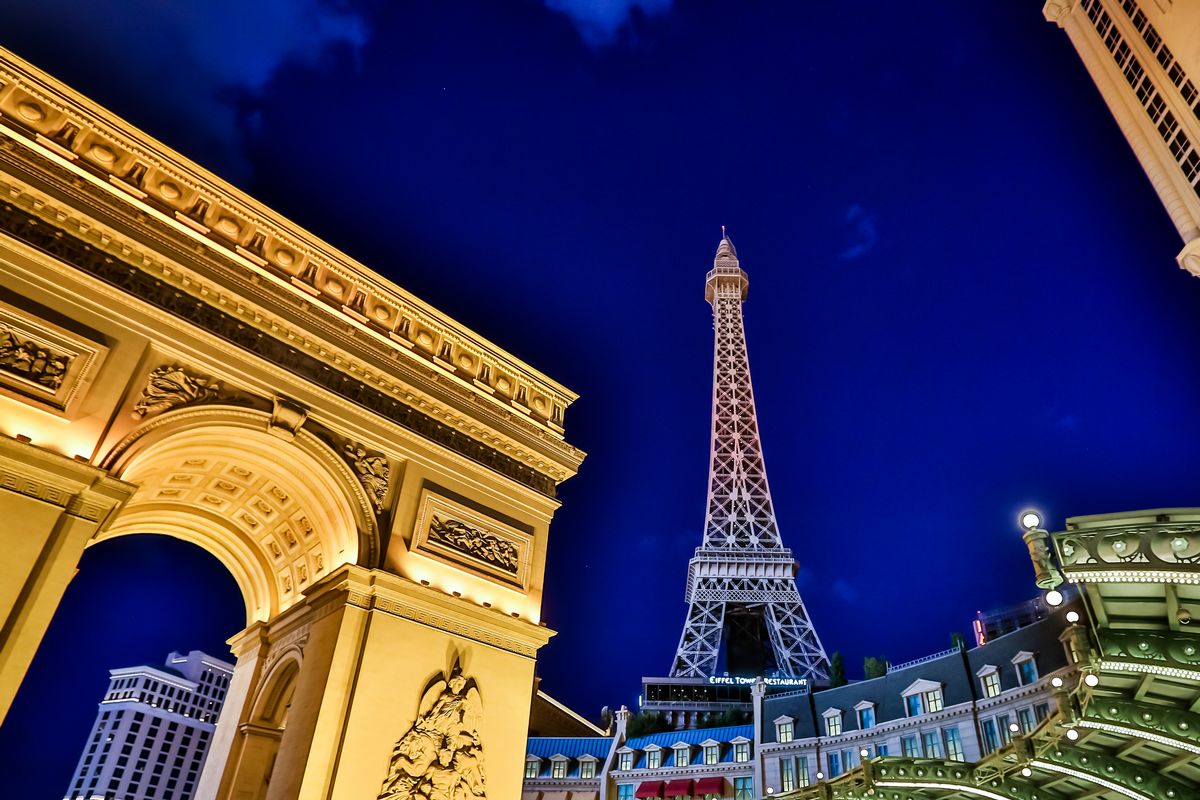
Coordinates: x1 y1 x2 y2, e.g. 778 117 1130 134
378 662 486 800
131 365 220 418
412 489 533 589
429 516 519 576
345 443 391 515
0 323 71 390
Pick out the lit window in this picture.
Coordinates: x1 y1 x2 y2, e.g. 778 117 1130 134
525 759 539 778
647 750 661 769
734 777 753 800
675 746 690 767
981 671 1000 698
825 715 842 737
901 735 919 757
944 727 965 761
922 689 944 713
580 761 596 779
776 721 794 743
552 760 566 779
797 755 810 787
857 706 875 729
618 751 632 771
704 745 719 765
781 758 795 792
734 742 749 762
922 731 943 758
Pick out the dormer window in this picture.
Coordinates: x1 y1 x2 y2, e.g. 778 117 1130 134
580 757 597 779
704 744 719 765
822 708 843 737
1013 652 1038 685
646 746 662 770
977 665 1001 698
551 757 568 779
618 750 633 771
674 745 691 767
525 757 540 779
854 700 876 730
901 679 944 717
732 738 750 762
774 715 795 743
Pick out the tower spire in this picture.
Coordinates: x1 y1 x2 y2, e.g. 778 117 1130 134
669 234 829 681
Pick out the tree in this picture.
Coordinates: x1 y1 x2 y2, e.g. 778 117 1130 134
626 711 673 737
950 631 967 650
862 656 888 679
829 651 847 687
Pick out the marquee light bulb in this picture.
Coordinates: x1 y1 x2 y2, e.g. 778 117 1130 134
1084 674 1100 687
1021 767 1032 777
1045 589 1064 607
1051 677 1064 688
1066 728 1080 741
1020 510 1043 530
1066 611 1080 623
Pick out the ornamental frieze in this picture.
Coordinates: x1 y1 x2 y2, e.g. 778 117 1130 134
0 324 71 390
132 365 221 418
428 516 519 576
0 301 107 414
378 661 486 800
344 443 391 516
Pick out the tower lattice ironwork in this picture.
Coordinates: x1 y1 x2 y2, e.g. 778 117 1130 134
669 235 830 681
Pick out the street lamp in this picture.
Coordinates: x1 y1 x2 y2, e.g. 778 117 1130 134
1019 509 1063 591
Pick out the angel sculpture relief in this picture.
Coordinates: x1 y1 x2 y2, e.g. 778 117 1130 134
378 662 486 800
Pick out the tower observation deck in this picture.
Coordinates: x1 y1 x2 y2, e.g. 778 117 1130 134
668 235 830 683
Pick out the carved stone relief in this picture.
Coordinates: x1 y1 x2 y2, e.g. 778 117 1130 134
0 301 106 414
131 365 220 418
344 443 391 516
411 490 532 590
378 661 485 800
0 324 71 389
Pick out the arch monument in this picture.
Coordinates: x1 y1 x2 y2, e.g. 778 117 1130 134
0 47 583 800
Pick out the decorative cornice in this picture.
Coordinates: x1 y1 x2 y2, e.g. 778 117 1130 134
0 49 577 434
0 433 135 523
0 197 560 496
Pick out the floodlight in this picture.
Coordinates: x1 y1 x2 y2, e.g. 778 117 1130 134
1020 510 1042 530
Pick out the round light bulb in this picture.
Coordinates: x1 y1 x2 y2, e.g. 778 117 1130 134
1045 589 1064 607
1084 674 1100 687
860 748 869 758
1066 610 1080 623
1020 510 1043 530
1051 677 1063 688
1021 767 1032 777
1009 722 1020 733
1066 728 1080 741
816 772 824 780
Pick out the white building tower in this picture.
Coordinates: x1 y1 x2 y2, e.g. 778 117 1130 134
63 650 234 800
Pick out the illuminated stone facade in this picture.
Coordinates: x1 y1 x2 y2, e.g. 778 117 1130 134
0 46 583 800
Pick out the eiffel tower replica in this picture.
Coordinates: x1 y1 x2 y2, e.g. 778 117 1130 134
643 234 829 727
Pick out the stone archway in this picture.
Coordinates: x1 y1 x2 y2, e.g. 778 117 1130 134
0 46 582 800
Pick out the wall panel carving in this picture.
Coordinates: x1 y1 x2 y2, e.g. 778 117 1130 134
0 300 106 414
411 490 532 590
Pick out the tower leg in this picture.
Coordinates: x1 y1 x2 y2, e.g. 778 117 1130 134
765 596 829 681
670 596 725 678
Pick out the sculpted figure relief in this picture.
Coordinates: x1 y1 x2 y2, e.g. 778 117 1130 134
378 662 485 800
132 365 220 418
345 443 391 515
428 516 519 575
0 324 72 391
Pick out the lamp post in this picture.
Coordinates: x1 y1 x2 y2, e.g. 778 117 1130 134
1019 510 1064 595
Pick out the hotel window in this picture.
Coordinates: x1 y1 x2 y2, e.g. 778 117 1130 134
734 777 753 800
944 727 965 761
580 761 596 779
618 751 632 771
704 745 719 765
997 714 1013 745
857 706 875 729
981 671 1000 698
905 694 922 716
552 760 566 779
647 750 661 769
523 759 539 778
781 758 796 792
797 755 810 787
1014 655 1038 686
922 688 944 713
901 735 919 757
982 719 1000 753
776 721 794 743
674 746 690 767
1034 703 1050 723
827 751 841 778
618 785 634 800
922 731 943 758
734 742 749 762
1018 707 1036 733
876 743 889 757
825 714 842 737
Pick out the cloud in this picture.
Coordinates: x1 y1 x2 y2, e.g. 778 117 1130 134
839 203 879 260
544 0 673 46
1 0 368 181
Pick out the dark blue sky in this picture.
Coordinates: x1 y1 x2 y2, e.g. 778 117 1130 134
4 2 1200 794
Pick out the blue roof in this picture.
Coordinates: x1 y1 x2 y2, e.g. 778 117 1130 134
625 724 753 750
527 736 611 759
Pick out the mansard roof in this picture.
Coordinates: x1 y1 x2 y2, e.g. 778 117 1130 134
625 724 753 751
526 736 611 760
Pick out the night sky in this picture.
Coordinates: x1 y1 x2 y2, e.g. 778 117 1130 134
3 2 1200 795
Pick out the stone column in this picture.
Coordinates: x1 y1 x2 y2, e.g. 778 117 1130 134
0 434 135 723
222 564 553 800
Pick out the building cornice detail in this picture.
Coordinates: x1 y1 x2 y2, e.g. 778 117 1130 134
0 433 135 523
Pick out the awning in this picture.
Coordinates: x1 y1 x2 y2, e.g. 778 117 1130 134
694 777 725 796
570 792 599 800
635 781 664 798
665 779 694 797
